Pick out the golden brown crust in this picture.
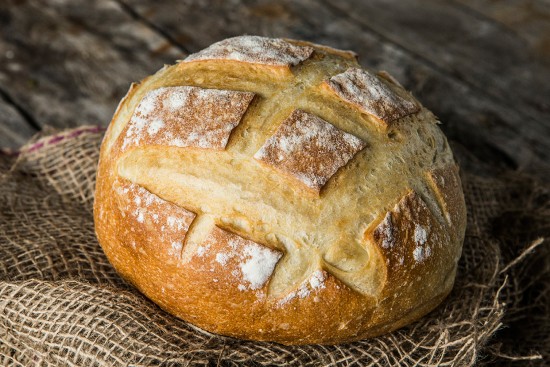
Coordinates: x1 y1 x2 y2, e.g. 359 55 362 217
322 67 420 127
253 109 366 191
119 86 255 152
427 164 467 231
181 35 314 80
184 36 314 67
94 36 466 345
284 38 359 61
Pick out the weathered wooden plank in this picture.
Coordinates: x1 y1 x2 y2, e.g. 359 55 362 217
323 0 550 125
0 0 182 131
122 0 550 123
0 95 37 149
455 0 550 63
121 0 550 179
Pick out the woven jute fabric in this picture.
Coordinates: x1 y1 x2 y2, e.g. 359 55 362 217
0 126 548 366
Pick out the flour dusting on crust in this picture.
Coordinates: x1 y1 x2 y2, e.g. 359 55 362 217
198 227 282 291
254 110 366 190
371 191 442 267
374 212 396 249
326 68 419 123
413 245 431 262
426 166 464 227
277 270 327 306
183 35 313 67
240 244 281 290
121 86 254 151
414 224 428 245
115 180 196 256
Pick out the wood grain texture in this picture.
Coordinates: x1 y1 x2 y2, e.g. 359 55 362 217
121 0 550 178
317 0 550 177
326 0 550 122
455 0 550 63
0 0 548 181
0 0 182 131
0 96 36 149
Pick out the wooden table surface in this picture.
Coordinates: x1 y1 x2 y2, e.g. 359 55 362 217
0 0 549 181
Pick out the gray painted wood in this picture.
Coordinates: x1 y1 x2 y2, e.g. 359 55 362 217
455 0 550 64
0 97 36 149
326 0 550 123
0 0 182 131
0 0 548 180
120 0 550 177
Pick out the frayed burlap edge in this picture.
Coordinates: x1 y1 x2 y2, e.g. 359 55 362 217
0 126 548 366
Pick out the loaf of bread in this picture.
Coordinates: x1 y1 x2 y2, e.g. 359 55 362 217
94 36 467 345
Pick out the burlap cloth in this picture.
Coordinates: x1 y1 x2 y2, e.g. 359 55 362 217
0 126 548 366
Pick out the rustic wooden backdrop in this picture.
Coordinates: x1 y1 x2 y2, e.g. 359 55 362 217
1 0 549 183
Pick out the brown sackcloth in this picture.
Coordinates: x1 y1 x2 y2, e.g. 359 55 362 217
0 126 548 366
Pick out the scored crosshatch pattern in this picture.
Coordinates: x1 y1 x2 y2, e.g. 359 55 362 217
120 86 255 152
113 180 196 257
254 109 367 190
3 116 542 366
184 35 314 67
111 36 456 301
323 67 420 125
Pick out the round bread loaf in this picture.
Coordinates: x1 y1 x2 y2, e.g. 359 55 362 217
94 36 467 345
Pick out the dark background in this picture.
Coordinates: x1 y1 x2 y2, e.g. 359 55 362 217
0 0 549 183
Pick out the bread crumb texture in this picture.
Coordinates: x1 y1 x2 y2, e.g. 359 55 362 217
94 36 466 344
